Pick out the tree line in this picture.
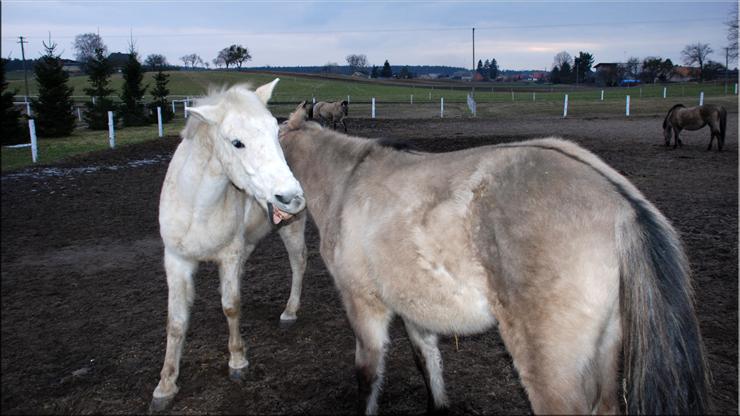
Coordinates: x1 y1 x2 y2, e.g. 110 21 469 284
1 36 174 145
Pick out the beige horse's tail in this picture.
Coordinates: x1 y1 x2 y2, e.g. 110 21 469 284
618 195 711 413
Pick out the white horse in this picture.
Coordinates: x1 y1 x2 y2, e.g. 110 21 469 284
150 81 308 412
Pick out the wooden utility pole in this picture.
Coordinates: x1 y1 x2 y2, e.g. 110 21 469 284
17 36 30 103
472 28 475 75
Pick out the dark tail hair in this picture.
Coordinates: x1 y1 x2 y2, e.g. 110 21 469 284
663 103 685 128
618 198 711 414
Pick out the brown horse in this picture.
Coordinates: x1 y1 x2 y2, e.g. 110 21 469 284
663 103 727 151
279 105 710 415
313 100 349 132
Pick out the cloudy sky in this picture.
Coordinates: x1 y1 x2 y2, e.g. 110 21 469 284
1 0 736 70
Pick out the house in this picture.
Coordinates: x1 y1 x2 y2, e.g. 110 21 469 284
61 59 82 74
594 63 620 86
669 66 698 82
107 52 131 72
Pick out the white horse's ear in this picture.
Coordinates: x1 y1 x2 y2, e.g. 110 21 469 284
255 78 280 104
187 104 220 125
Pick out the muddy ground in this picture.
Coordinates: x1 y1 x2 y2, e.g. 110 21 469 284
2 114 737 415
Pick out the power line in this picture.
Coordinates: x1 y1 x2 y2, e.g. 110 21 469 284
1 16 726 40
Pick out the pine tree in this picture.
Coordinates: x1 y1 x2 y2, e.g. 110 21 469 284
1 59 27 145
83 47 116 130
31 42 76 137
489 58 499 80
148 69 173 123
120 45 149 126
380 60 393 78
370 65 378 78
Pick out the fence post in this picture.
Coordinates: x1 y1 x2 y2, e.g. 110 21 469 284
92 96 96 105
371 97 375 119
600 90 604 101
184 100 189 118
28 119 38 163
562 94 568 118
26 101 31 117
663 87 667 98
108 111 115 149
735 83 738 95
699 91 704 106
410 94 413 104
157 106 163 138
312 97 316 105
440 97 444 118
172 100 176 115
532 92 536 101
429 91 432 100
625 95 630 117
511 89 514 101
347 95 350 104
77 107 82 121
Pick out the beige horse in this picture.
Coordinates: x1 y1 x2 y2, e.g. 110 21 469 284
279 105 710 415
313 100 349 132
663 103 727 151
150 82 308 412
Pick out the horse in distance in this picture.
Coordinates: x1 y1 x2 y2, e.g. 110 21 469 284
313 100 349 132
663 103 727 151
150 81 308 413
279 104 710 415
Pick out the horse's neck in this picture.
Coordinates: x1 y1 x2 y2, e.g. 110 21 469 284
283 130 368 232
170 137 235 212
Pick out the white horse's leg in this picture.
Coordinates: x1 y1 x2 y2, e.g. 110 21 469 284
403 320 448 413
219 243 252 381
150 250 197 412
345 295 392 415
277 213 307 322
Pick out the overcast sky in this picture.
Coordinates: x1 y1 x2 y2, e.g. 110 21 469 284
1 1 736 70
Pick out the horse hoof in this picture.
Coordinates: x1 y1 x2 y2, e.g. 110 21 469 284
229 365 248 382
149 395 175 414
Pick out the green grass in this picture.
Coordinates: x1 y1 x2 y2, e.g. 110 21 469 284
1 118 186 171
7 70 737 105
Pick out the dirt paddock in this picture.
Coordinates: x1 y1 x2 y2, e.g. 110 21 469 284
2 114 737 414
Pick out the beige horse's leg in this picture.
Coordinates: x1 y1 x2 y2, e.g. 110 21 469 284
277 213 307 322
403 319 448 413
218 243 251 381
150 250 198 412
343 291 393 415
499 302 620 414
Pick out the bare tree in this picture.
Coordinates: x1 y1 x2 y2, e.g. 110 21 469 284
144 54 168 70
622 57 641 79
216 48 230 68
73 33 107 69
726 3 738 60
180 53 200 69
682 42 713 81
552 51 572 70
346 54 368 74
227 45 251 69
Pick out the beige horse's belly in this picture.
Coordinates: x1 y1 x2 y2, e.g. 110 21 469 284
381 264 497 335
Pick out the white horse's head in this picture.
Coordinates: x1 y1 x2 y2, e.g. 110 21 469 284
187 80 305 223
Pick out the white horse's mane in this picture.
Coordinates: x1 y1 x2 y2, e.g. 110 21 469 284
182 83 263 141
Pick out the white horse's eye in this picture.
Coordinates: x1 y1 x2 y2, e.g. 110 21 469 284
232 139 245 149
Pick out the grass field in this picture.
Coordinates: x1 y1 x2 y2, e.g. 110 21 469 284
7 69 738 104
3 70 738 172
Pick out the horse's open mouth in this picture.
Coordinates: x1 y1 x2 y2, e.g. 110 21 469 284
267 202 294 225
